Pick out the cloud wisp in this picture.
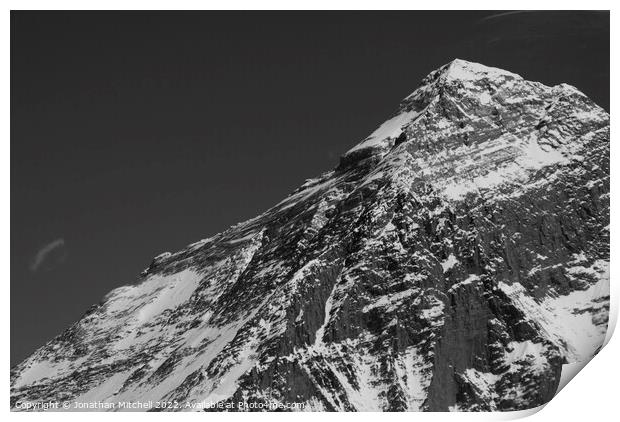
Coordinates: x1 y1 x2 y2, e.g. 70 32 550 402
29 238 66 273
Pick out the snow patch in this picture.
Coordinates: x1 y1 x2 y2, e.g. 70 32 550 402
346 109 421 154
441 254 458 272
499 259 609 362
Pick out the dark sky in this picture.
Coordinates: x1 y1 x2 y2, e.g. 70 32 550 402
11 11 609 365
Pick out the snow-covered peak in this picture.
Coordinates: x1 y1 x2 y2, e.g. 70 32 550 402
10 60 609 413
342 60 526 159
339 58 607 207
440 58 521 83
399 59 521 105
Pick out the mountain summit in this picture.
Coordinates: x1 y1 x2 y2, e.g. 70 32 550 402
11 60 610 412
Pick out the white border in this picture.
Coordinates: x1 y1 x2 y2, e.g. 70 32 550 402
3 2 616 420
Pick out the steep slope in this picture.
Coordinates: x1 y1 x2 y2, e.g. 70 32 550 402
11 59 610 412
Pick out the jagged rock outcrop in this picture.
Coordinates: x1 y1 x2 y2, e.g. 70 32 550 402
11 59 610 412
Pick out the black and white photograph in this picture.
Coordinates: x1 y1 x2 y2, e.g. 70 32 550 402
7 5 615 416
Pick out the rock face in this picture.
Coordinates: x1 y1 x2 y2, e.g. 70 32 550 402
11 59 610 412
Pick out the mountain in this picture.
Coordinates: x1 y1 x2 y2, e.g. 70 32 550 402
11 59 610 412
